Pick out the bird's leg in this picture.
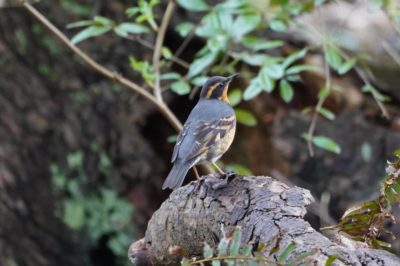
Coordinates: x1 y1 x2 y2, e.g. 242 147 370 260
193 166 201 180
212 162 225 176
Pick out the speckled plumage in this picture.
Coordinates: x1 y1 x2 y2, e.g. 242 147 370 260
163 75 238 190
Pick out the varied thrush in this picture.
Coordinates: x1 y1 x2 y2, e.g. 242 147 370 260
162 74 238 190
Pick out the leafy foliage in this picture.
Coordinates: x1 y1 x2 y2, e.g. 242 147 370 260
180 227 316 266
51 148 134 266
322 151 400 250
66 0 390 150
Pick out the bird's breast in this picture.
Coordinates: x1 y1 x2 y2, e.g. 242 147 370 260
202 125 236 163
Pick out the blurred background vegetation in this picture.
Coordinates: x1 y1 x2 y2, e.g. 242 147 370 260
0 0 400 265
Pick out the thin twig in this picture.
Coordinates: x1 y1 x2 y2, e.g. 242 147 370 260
168 27 197 68
152 0 175 102
382 41 400 68
124 35 189 68
21 1 183 132
306 9 331 157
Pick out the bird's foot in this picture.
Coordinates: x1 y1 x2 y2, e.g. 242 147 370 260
219 170 236 179
197 171 237 198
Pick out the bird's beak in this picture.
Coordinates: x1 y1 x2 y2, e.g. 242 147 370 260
225 73 239 83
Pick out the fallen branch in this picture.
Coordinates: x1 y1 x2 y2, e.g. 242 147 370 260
129 174 400 265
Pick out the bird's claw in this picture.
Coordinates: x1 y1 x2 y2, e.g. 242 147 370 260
220 170 235 179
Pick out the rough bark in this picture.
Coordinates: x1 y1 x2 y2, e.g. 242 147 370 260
129 174 400 265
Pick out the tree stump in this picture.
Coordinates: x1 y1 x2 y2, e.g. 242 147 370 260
128 174 400 265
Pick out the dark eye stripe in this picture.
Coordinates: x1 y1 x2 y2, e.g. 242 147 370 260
206 82 220 98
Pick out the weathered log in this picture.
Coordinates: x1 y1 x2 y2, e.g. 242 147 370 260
129 174 400 265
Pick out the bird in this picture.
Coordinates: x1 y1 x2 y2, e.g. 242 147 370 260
162 74 238 190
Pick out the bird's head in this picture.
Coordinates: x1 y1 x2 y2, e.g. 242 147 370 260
200 74 239 103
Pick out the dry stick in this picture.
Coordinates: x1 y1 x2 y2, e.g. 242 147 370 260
152 0 176 102
22 1 182 132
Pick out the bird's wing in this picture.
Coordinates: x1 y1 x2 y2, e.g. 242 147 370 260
186 115 236 161
171 121 191 163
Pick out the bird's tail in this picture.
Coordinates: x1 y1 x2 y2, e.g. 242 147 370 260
162 162 191 190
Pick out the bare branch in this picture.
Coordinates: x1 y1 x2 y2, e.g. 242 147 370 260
152 0 176 102
21 1 183 131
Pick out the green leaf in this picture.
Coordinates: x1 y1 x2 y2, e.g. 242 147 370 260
277 243 295 263
228 88 242 107
191 76 209 86
241 36 283 51
129 57 155 86
228 88 242 106
285 64 320 75
125 7 140 17
226 163 252 175
325 255 338 266
217 237 229 256
61 0 91 16
63 200 85 229
311 136 341 154
243 79 262 100
216 0 246 11
325 46 342 71
218 12 234 33
167 134 178 143
240 53 270 66
259 71 274 92
181 258 190 266
338 58 356 75
286 75 302 82
279 79 294 103
269 20 287 32
362 84 390 102
229 228 242 256
71 26 111 44
160 72 181 80
196 12 222 37
175 22 194 37
67 20 93 29
114 22 149 37
177 0 209 11
203 242 213 258
207 35 228 53
262 64 284 79
282 48 308 68
242 245 253 256
361 142 372 162
318 87 330 100
301 106 313 115
162 47 173 59
67 151 84 169
235 108 257 126
93 16 113 26
212 260 221 266
170 80 191 95
393 148 400 158
318 107 335 120
232 13 262 40
188 52 217 78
